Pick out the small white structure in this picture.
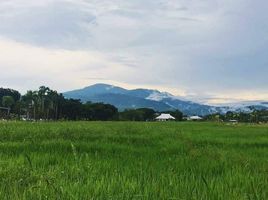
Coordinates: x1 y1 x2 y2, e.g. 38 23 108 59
156 113 175 121
229 119 238 124
188 116 203 121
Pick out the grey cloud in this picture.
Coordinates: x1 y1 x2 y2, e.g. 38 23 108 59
0 1 96 48
0 0 268 100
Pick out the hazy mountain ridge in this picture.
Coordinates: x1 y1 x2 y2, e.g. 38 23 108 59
64 84 268 116
215 101 268 113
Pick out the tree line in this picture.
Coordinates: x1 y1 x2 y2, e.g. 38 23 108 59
1 86 267 122
204 110 268 123
0 86 183 121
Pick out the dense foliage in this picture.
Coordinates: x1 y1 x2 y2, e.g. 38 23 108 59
0 86 183 121
0 88 21 104
204 110 268 123
119 108 156 121
0 86 267 122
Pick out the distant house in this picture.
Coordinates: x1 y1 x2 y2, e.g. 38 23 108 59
188 116 203 121
229 119 238 124
156 113 176 121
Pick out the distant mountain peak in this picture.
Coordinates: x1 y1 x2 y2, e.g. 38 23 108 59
64 83 268 115
66 83 127 97
64 83 216 115
83 83 121 90
146 90 175 101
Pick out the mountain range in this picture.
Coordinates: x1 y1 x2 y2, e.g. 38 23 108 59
63 84 268 116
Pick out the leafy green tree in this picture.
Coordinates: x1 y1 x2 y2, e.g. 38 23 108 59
38 86 50 117
204 113 224 122
119 108 156 121
120 109 144 121
2 96 15 116
82 101 117 121
226 111 234 121
47 90 61 120
2 96 15 107
60 99 83 120
13 100 25 119
22 90 39 120
136 108 156 121
0 88 21 106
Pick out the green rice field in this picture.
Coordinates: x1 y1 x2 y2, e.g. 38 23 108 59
0 121 267 199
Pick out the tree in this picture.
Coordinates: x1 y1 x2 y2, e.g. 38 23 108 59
2 96 15 116
47 90 61 120
86 103 118 121
0 88 21 106
38 86 50 118
136 108 156 121
226 111 234 121
119 108 156 121
13 100 25 119
22 90 39 120
60 99 83 120
21 87 84 121
120 109 144 121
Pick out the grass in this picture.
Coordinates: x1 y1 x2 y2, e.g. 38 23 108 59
0 121 267 199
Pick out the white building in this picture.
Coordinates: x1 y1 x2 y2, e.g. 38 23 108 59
155 113 176 121
188 116 203 121
229 119 238 124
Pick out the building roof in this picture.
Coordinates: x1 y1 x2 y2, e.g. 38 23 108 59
189 116 203 120
229 120 238 122
156 113 175 120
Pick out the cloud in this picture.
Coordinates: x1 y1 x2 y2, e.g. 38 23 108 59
0 37 134 92
0 0 100 49
0 0 268 102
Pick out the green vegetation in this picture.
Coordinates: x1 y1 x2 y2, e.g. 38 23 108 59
1 86 268 122
0 121 267 199
0 87 182 121
0 87 120 121
204 110 268 123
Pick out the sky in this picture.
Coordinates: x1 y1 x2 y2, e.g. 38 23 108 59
0 0 268 105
